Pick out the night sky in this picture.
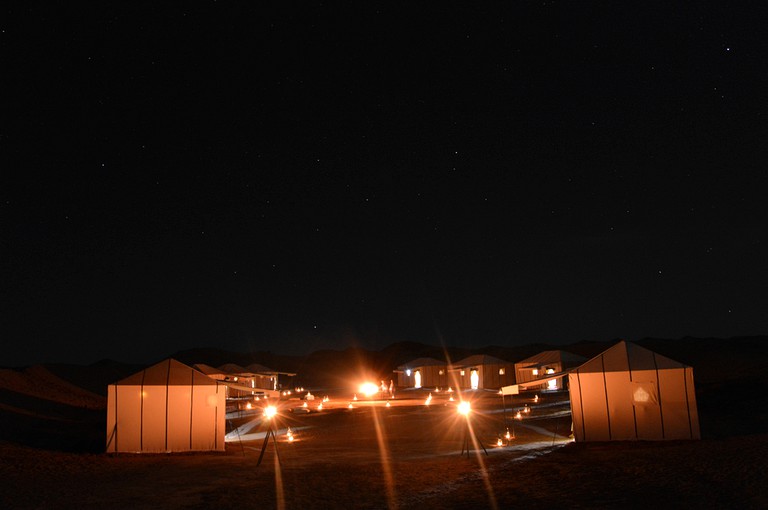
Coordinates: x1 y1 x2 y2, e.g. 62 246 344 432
3 2 768 366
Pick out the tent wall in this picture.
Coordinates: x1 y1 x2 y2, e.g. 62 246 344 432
569 342 700 442
106 360 225 453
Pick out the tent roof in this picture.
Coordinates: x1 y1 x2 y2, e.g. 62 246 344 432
193 363 223 375
217 363 248 375
574 340 691 374
245 363 275 374
114 359 216 386
516 350 587 366
397 357 446 370
452 354 511 367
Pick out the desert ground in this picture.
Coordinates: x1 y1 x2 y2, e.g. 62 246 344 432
2 370 767 510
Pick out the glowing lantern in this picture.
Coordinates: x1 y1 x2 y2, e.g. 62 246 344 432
534 395 539 403
514 411 522 420
457 401 471 416
435 387 440 393
425 393 432 406
317 403 323 411
302 402 308 408
449 395 454 402
505 429 512 440
497 438 503 447
359 383 379 398
385 401 391 407
524 405 530 414
286 428 294 442
323 396 329 403
348 403 353 409
264 405 277 419
447 386 453 393
246 402 253 410
353 394 358 401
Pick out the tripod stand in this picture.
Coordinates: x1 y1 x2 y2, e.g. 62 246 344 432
256 421 282 467
460 421 488 457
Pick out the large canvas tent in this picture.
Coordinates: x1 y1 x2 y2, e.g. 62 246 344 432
569 341 700 442
106 359 225 453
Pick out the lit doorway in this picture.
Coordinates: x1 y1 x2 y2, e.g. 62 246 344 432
414 370 422 388
470 369 479 390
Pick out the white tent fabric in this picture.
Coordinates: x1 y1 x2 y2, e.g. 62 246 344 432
106 359 225 453
569 341 700 442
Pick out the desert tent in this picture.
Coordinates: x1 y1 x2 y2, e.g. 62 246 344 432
450 355 515 389
514 350 586 390
569 341 700 442
106 358 225 453
394 358 446 388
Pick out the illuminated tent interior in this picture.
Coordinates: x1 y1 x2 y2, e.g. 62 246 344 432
569 341 700 442
106 359 225 453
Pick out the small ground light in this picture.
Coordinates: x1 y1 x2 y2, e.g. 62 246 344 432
497 437 503 447
348 403 353 409
317 403 323 411
386 401 391 407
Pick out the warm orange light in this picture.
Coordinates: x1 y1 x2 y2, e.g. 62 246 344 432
497 438 503 447
514 411 522 420
505 429 512 440
353 394 359 401
359 383 379 398
264 405 277 419
317 403 323 411
534 395 539 402
348 403 353 409
385 401 391 407
302 402 308 408
449 395 454 402
457 401 471 416
425 393 433 405
246 402 253 410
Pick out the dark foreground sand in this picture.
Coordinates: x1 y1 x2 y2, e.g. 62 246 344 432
1 389 766 509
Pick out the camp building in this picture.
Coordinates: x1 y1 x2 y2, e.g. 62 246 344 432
568 341 701 442
450 354 515 390
106 359 225 453
514 350 587 391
